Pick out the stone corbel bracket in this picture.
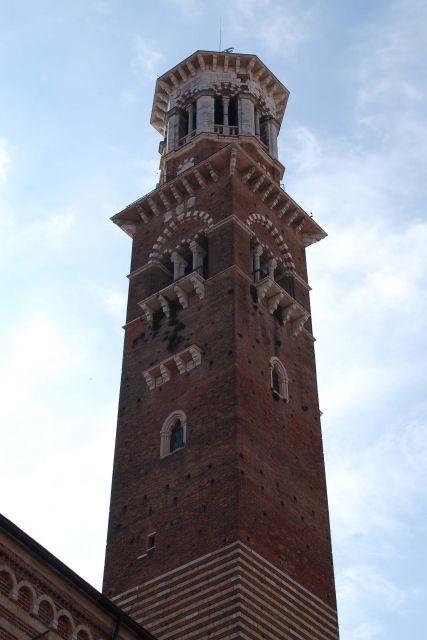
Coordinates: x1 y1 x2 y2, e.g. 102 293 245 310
138 272 206 324
143 345 202 390
255 277 310 335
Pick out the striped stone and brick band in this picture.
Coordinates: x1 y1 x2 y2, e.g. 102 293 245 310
112 542 339 640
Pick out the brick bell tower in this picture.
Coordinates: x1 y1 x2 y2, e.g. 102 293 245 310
103 50 339 640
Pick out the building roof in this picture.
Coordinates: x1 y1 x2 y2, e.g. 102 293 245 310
0 512 157 640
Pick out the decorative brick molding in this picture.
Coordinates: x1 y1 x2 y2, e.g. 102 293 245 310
143 345 202 390
112 542 339 640
0 562 95 640
246 213 295 272
148 210 213 263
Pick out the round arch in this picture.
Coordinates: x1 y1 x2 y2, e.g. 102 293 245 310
246 213 295 273
149 211 214 263
160 410 187 459
270 356 289 401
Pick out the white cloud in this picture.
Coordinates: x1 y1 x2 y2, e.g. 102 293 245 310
0 312 86 422
45 210 75 234
329 415 427 544
278 6 427 630
0 309 116 586
356 0 426 116
345 619 384 640
133 36 165 81
136 157 160 193
0 138 11 183
100 289 127 316
226 0 313 54
166 0 202 15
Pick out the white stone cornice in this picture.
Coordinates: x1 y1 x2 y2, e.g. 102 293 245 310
173 283 189 309
115 221 137 237
205 162 219 182
128 262 172 280
143 344 202 390
186 60 196 77
205 214 252 238
269 194 282 209
181 177 194 195
159 191 171 209
138 272 206 323
229 147 237 175
136 205 149 223
254 276 310 335
242 166 256 184
302 232 326 247
197 53 206 70
170 184 183 203
177 67 187 82
286 208 299 225
293 272 311 291
261 184 274 201
147 198 160 216
250 174 265 192
193 169 206 189
169 73 179 88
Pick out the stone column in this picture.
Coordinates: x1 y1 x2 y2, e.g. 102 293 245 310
186 104 193 136
196 94 215 133
223 96 229 135
252 244 263 282
190 241 207 275
267 119 279 159
240 96 254 136
268 258 277 280
255 108 260 138
166 109 180 152
171 251 188 280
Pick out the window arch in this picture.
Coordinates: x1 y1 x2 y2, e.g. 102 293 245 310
270 357 289 401
160 410 187 458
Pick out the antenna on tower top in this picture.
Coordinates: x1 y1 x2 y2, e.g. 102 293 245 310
219 17 222 51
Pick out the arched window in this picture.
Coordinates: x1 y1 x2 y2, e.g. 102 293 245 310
214 96 224 126
160 411 187 458
270 357 289 401
170 420 184 453
228 97 238 128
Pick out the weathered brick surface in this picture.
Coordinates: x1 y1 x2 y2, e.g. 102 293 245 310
103 138 337 616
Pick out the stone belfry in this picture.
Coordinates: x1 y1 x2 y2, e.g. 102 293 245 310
103 50 339 640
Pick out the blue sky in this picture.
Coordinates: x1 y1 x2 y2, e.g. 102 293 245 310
1 1 426 638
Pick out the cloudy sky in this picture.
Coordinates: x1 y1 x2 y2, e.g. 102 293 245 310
1 1 426 638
